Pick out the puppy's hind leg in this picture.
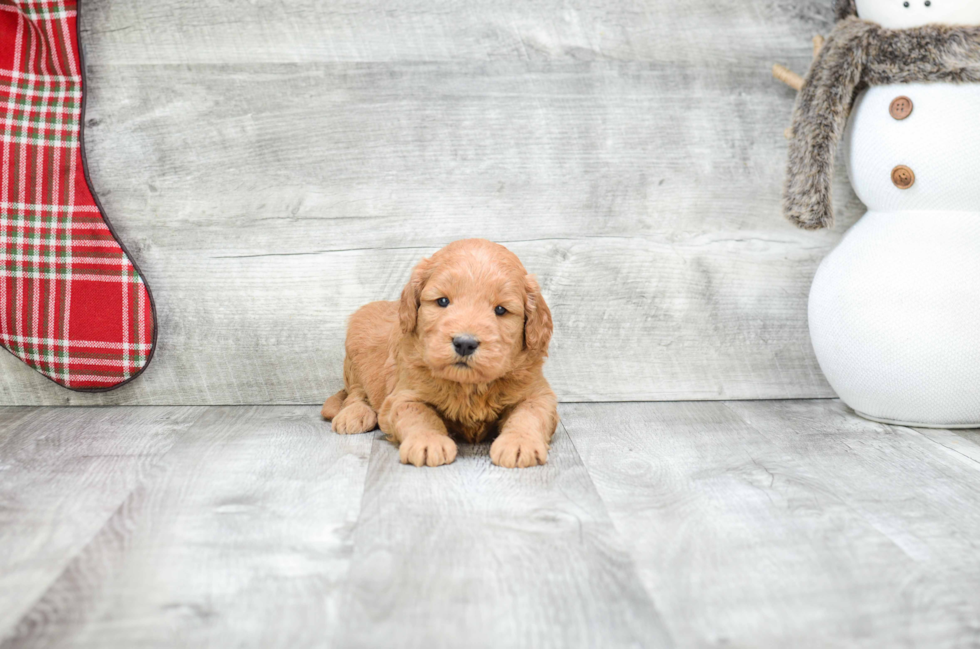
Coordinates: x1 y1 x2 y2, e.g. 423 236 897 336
331 386 379 435
321 389 348 420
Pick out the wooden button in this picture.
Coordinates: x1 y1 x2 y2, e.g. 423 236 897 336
891 165 915 189
889 96 913 120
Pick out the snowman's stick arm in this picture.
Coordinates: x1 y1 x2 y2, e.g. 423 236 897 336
772 64 804 91
772 36 826 91
813 35 825 57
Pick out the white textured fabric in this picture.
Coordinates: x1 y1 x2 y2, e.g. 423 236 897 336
810 211 980 427
855 0 980 29
843 84 980 213
811 83 980 427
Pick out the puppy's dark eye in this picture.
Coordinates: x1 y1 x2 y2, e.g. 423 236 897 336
903 1 910 6
436 297 450 308
494 305 507 316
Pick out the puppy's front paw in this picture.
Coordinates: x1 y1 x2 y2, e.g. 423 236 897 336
399 434 458 467
491 434 548 468
321 390 347 420
332 402 378 435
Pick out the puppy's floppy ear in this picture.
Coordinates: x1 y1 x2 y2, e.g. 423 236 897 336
399 257 433 334
523 274 553 356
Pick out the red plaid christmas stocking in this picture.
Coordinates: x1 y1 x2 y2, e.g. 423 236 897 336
0 0 156 391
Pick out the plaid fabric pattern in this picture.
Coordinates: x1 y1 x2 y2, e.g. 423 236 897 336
0 0 155 390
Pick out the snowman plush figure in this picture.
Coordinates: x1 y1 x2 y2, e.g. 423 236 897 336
784 0 980 427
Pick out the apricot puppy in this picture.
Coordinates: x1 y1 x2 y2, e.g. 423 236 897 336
322 239 558 468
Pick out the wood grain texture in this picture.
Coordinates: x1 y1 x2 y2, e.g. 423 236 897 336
3 403 980 647
0 0 861 405
335 425 672 649
0 406 373 648
0 407 197 635
78 0 837 65
910 426 980 465
563 400 980 648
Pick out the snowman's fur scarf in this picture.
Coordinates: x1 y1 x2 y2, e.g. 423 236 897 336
784 16 980 229
835 0 857 22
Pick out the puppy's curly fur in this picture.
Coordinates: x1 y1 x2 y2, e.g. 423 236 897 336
785 11 980 229
322 239 558 468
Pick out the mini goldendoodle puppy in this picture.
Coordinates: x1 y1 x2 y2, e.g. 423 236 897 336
322 239 558 468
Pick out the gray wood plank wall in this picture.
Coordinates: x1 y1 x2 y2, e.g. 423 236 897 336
0 0 863 405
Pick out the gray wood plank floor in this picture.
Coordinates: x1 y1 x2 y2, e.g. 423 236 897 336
2 401 979 648
0 0 862 406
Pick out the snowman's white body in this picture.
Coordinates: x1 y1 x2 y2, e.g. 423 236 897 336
808 82 980 427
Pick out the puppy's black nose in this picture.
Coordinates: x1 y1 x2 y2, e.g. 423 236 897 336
453 335 480 357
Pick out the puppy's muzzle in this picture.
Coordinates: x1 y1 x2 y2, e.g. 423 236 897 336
452 334 480 357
